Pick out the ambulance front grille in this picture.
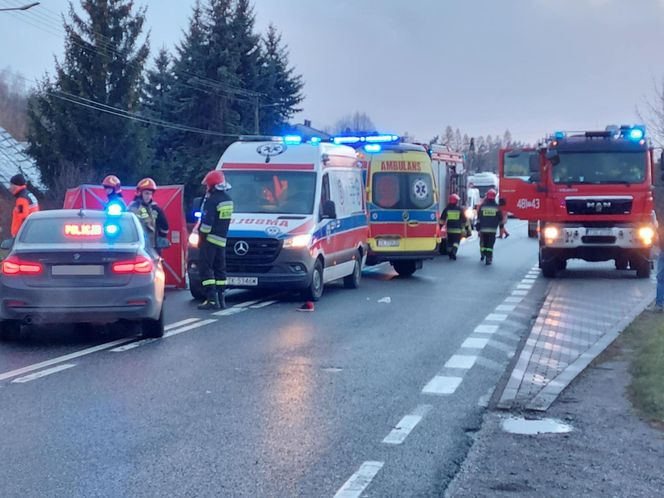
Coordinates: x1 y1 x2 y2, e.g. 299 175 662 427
225 238 282 273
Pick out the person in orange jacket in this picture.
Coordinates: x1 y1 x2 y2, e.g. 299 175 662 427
9 174 39 237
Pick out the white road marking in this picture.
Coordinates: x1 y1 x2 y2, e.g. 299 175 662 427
234 299 263 308
0 337 136 382
165 318 201 330
334 461 384 498
504 296 523 304
495 304 516 313
445 354 478 369
213 307 247 317
110 339 157 352
11 363 77 384
422 376 463 395
461 337 490 349
382 405 432 445
249 300 278 309
485 313 508 322
512 290 528 296
474 324 499 334
164 319 217 338
516 284 533 290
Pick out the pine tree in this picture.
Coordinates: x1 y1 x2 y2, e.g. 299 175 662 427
27 0 150 196
257 24 304 135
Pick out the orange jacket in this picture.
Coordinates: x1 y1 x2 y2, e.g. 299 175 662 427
11 186 39 237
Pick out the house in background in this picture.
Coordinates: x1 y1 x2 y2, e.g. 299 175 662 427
0 126 44 193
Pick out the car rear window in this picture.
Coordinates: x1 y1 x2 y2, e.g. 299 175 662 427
19 217 139 244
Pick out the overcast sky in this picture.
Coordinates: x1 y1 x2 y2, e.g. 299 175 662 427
2 0 664 144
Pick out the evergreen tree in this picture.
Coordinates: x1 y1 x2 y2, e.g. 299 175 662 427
257 24 304 134
27 0 150 195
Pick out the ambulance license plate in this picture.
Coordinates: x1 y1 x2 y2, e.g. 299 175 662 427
586 228 612 236
227 277 258 286
377 239 400 247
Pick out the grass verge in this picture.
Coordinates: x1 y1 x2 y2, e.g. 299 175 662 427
621 310 664 425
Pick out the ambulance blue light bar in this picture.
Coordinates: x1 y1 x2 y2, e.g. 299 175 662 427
309 137 322 144
365 134 400 143
364 144 382 153
333 136 362 145
332 134 400 145
283 135 303 145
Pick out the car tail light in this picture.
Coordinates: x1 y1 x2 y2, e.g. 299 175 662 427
2 257 43 276
112 256 154 275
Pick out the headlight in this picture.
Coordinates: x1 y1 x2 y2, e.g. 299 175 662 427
543 226 559 241
638 226 655 245
283 234 312 249
188 232 200 247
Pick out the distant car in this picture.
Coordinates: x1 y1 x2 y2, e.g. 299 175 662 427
0 209 165 341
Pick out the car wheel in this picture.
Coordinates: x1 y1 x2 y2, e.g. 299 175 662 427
393 260 417 277
343 252 362 289
0 320 21 341
142 308 164 338
303 260 324 301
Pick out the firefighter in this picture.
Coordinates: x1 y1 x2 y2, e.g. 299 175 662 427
477 189 504 265
102 175 126 210
9 174 39 237
439 193 466 260
128 178 169 254
197 170 234 311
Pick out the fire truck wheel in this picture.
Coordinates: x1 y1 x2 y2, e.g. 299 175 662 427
0 320 21 341
393 260 417 277
303 259 324 301
635 259 651 279
343 252 362 289
541 259 558 278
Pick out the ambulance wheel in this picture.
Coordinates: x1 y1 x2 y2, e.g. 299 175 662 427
0 320 21 341
141 308 164 338
393 261 417 277
343 253 362 289
303 260 324 301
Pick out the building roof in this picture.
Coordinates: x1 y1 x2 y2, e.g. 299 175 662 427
0 126 44 191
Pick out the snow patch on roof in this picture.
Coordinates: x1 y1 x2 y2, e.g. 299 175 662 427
0 126 44 191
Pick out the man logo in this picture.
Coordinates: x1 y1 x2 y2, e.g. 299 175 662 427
234 240 249 256
73 253 81 261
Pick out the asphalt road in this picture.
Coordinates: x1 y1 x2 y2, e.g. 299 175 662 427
0 221 544 497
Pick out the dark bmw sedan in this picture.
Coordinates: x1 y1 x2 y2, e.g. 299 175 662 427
0 209 165 341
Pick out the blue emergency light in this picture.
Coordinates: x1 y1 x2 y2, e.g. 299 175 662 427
283 135 303 145
333 136 362 145
309 137 322 144
105 223 119 236
106 202 123 216
554 131 566 140
194 211 202 219
627 127 645 141
364 144 382 153
365 134 400 143
332 134 400 146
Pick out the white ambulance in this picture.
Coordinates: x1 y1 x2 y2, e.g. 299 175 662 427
188 136 369 301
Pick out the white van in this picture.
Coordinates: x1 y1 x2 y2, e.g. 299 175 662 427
187 137 369 301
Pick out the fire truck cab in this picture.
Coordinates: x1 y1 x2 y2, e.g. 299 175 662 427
499 125 655 278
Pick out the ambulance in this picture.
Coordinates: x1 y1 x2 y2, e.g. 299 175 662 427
187 136 368 301
342 136 438 276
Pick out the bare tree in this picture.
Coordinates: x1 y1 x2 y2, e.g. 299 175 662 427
641 78 664 147
0 68 29 140
333 112 376 134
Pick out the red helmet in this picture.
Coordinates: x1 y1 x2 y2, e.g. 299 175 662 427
449 193 460 205
202 170 230 190
102 175 121 193
136 177 157 192
486 189 497 200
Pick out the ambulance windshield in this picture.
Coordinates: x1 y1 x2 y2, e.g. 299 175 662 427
224 171 316 214
372 173 434 210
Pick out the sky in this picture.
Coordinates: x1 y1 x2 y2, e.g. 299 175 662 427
1 0 664 145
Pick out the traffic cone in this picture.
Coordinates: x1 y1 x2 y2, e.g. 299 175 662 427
297 301 315 312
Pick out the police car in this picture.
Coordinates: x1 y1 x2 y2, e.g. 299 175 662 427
0 208 165 340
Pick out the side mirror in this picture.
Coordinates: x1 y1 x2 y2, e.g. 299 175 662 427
321 200 337 219
0 238 14 250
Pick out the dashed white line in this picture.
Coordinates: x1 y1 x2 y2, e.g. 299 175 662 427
485 313 508 322
233 299 263 308
495 304 516 313
474 324 499 334
422 376 463 395
213 307 247 317
512 290 528 296
516 284 533 290
382 405 432 445
11 363 77 384
164 319 217 338
445 354 478 369
165 318 201 330
111 318 217 352
461 337 490 349
0 337 135 382
249 300 278 309
504 296 523 304
334 461 384 498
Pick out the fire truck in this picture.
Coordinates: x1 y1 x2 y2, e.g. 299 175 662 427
499 125 656 278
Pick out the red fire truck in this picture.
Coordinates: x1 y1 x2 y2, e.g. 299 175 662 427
499 125 656 278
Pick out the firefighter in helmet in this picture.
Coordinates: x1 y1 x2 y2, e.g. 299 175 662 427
439 193 466 260
128 178 169 254
9 174 39 237
476 189 504 265
197 170 234 310
102 175 126 210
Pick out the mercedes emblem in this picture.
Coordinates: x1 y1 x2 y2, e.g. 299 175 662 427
234 240 249 256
